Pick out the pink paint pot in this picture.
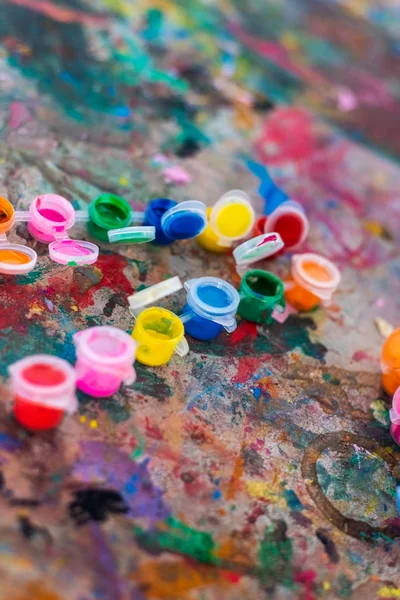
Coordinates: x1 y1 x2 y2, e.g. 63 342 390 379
28 194 75 243
264 201 309 251
390 387 400 445
9 355 77 431
73 326 137 398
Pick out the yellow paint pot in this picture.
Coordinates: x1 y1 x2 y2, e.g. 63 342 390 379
209 190 255 247
132 307 189 367
196 208 229 253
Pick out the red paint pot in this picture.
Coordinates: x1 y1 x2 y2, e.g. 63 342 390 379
9 355 77 431
264 201 308 251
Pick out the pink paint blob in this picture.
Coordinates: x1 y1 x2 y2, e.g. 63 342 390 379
38 208 66 222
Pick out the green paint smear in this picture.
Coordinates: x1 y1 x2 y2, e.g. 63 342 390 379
337 574 353 598
134 517 218 564
258 522 293 588
134 364 173 399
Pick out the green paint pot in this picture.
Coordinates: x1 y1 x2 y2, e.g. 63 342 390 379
88 193 132 241
238 269 285 324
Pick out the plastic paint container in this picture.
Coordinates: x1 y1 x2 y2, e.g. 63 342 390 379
209 190 255 247
233 232 284 272
381 328 400 397
73 326 137 397
132 307 189 366
285 253 341 312
128 276 183 318
264 201 308 251
143 198 207 245
0 197 38 275
9 355 77 430
389 387 400 445
180 277 240 341
196 208 229 254
108 226 156 244
252 216 268 238
87 193 132 242
238 269 285 324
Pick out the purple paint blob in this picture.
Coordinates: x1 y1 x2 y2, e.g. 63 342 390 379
74 441 170 523
38 208 66 222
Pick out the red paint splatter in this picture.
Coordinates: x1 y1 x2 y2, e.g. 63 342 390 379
352 350 373 362
231 357 261 384
144 417 163 440
230 321 257 345
294 570 317 600
222 571 242 584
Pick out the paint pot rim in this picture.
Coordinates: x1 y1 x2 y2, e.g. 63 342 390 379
210 189 255 244
292 253 341 292
0 196 15 234
30 194 75 235
9 354 77 413
0 244 37 275
185 276 240 318
161 200 207 240
264 201 309 250
49 239 99 266
73 325 137 369
241 268 285 302
89 193 132 231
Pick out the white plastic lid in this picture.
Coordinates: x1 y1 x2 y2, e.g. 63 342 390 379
264 200 309 250
73 326 137 380
0 243 37 275
291 253 341 305
108 226 155 244
233 232 284 266
49 239 99 266
9 354 77 413
161 200 207 240
128 276 183 317
210 190 255 246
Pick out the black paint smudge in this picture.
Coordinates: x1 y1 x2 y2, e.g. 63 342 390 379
18 516 52 543
316 528 340 563
176 138 201 158
103 292 127 317
69 488 129 525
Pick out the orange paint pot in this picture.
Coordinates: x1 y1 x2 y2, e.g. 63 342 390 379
381 328 400 396
0 196 15 234
285 253 341 312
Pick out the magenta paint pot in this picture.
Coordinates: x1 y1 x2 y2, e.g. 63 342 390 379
28 194 75 243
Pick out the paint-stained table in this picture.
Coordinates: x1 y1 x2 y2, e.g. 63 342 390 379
0 1 400 599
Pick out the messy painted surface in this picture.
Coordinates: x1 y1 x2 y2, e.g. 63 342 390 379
0 0 400 598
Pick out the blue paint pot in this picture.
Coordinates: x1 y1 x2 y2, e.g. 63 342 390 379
144 199 207 245
143 198 177 245
180 276 240 341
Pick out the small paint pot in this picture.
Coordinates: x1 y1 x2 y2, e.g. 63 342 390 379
180 277 240 341
238 269 285 324
73 326 137 397
0 196 15 234
390 387 400 445
209 190 255 247
9 355 77 431
87 193 132 242
381 328 400 397
28 194 75 243
264 201 308 251
196 207 229 254
285 253 341 312
132 307 189 367
143 198 207 245
0 197 38 275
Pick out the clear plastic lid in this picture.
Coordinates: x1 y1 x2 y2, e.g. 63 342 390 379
161 200 207 240
182 276 240 332
49 239 99 266
291 253 341 305
0 242 37 275
233 232 284 266
108 226 156 244
9 354 77 413
128 276 183 317
210 190 255 246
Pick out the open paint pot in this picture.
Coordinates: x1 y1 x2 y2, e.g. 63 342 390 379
180 276 240 341
73 326 137 397
9 355 77 430
132 307 189 366
381 328 400 397
390 387 400 445
23 194 99 266
264 201 308 251
238 269 285 324
209 190 255 247
285 253 340 312
87 193 133 242
143 198 207 245
0 196 37 275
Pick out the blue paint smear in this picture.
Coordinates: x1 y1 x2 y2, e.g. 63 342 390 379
0 433 22 451
212 489 222 501
283 489 304 511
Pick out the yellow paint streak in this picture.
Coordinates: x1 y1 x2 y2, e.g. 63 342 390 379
99 0 134 17
365 497 377 516
379 587 400 598
245 480 285 506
